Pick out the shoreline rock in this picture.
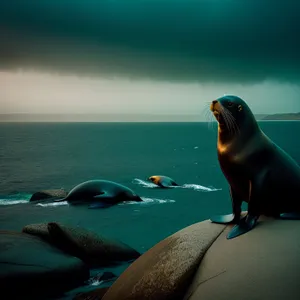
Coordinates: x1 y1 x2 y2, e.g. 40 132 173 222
29 189 68 202
81 216 300 300
0 230 89 299
102 220 225 300
22 222 141 268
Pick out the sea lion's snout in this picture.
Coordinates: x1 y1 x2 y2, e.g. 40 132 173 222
210 100 220 113
135 196 143 202
210 101 215 112
149 176 156 183
210 100 222 122
131 195 143 202
149 176 160 185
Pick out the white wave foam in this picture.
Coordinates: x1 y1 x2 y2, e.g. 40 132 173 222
36 201 69 207
121 197 175 205
141 197 176 204
132 178 158 188
90 280 104 286
0 193 32 205
0 199 28 206
180 184 221 192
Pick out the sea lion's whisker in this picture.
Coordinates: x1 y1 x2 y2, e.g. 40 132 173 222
224 109 238 136
202 106 210 119
221 106 240 136
226 114 238 136
219 105 234 135
209 114 216 131
203 105 216 131
209 110 217 131
222 109 235 134
225 110 240 135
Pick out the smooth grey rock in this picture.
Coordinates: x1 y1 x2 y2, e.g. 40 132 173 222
102 220 226 300
0 230 89 299
29 189 67 202
22 222 141 267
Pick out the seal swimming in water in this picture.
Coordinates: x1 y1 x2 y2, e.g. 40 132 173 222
209 95 300 239
148 175 179 188
54 180 142 208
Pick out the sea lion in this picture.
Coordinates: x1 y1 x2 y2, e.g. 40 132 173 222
209 95 300 239
148 175 179 188
54 180 142 208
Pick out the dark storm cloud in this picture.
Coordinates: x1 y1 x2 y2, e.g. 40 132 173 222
1 0 300 83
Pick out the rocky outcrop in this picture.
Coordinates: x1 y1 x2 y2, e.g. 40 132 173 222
102 220 226 300
29 189 68 202
184 217 300 300
0 230 89 299
22 222 141 267
87 216 300 300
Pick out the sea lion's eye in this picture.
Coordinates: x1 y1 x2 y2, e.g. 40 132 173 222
228 102 233 107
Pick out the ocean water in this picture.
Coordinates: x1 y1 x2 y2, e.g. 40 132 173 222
1 121 300 297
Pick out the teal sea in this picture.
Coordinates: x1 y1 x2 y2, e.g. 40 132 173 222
1 121 300 298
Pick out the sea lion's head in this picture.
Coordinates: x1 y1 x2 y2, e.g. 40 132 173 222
148 176 161 185
131 194 143 202
122 190 143 202
210 95 256 133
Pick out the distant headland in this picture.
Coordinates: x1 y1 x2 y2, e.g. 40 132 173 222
255 113 300 121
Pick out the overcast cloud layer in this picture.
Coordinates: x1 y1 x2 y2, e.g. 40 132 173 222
1 1 300 83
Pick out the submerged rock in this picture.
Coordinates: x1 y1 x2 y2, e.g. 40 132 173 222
0 230 89 299
29 189 68 202
22 222 141 267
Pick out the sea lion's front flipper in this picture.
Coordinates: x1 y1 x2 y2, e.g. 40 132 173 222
92 192 106 199
279 212 300 220
89 193 114 208
227 179 262 239
210 186 242 224
227 214 258 239
210 213 237 224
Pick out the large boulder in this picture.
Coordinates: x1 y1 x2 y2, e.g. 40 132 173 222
102 220 226 300
22 222 141 267
100 216 300 300
184 217 300 300
29 189 68 202
0 230 89 299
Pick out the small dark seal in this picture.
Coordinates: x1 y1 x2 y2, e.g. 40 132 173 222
209 95 300 239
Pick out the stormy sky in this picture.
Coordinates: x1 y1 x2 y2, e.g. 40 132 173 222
1 1 300 118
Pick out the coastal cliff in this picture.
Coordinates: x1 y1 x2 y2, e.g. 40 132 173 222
256 113 300 121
